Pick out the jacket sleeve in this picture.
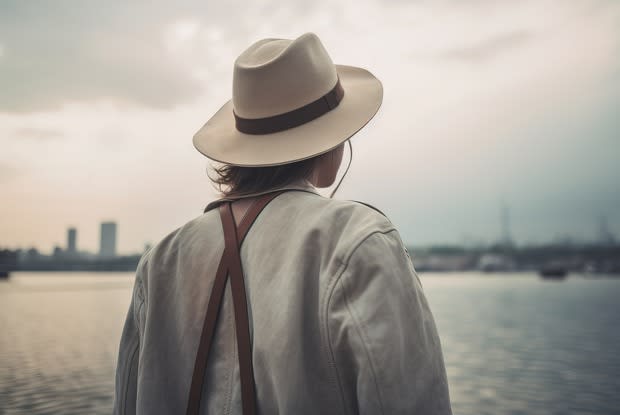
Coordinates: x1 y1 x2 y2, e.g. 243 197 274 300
327 229 452 415
113 267 145 415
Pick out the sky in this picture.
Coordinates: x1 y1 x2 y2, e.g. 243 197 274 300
1 0 619 253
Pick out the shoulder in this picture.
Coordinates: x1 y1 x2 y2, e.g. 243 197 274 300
138 193 398 278
316 199 413 291
272 192 399 263
286 192 395 235
326 197 395 243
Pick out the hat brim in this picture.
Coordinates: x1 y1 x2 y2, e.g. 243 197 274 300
192 65 383 167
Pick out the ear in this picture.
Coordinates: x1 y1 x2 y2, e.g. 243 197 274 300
309 152 327 187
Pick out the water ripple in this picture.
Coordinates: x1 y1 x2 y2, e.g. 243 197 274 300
1 272 619 414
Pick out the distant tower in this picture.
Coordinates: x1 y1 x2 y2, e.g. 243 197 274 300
500 202 513 247
597 215 615 246
67 227 77 254
53 246 63 258
100 222 117 257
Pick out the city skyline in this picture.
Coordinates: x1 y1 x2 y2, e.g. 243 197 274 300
1 209 616 256
3 221 141 257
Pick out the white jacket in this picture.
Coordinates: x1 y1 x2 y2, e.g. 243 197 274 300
114 183 452 414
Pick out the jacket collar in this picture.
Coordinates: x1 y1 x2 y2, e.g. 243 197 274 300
204 180 321 213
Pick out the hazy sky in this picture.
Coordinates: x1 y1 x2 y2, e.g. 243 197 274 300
1 0 619 253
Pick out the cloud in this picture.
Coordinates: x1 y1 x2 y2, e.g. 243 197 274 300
438 30 532 62
14 127 64 140
0 1 207 113
0 162 20 182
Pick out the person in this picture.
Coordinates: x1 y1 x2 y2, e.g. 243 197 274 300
113 32 452 415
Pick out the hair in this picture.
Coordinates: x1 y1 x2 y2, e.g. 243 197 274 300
208 141 352 198
208 156 318 197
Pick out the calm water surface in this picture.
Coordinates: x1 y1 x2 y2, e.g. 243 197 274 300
1 272 619 415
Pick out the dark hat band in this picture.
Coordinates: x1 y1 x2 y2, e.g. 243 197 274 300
233 78 345 135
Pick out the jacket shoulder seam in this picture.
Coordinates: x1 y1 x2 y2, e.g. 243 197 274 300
133 268 146 330
121 337 139 415
324 228 397 414
348 200 389 220
337 228 398 276
339 271 387 414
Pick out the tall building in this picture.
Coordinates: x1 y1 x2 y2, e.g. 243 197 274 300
100 222 117 258
500 202 514 248
597 215 616 246
67 227 77 253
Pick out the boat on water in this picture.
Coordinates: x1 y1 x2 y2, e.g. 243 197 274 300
539 266 567 280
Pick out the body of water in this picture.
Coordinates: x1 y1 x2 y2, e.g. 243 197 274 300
1 272 619 414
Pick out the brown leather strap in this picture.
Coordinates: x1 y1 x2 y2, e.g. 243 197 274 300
186 191 285 415
221 202 256 415
186 244 231 415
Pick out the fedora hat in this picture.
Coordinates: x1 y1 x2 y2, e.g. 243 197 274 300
193 32 383 167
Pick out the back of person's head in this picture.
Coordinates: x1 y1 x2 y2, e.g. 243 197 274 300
209 142 347 197
209 156 316 197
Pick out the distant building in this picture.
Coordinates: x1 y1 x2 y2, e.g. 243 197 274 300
0 249 19 272
100 222 117 258
499 202 514 249
597 215 616 246
25 247 40 261
67 227 77 253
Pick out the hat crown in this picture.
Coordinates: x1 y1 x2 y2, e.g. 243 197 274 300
233 33 338 119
